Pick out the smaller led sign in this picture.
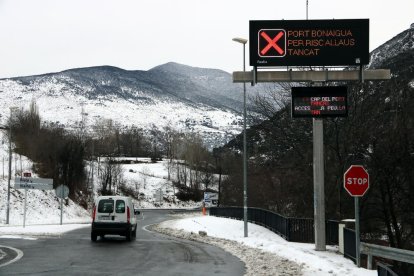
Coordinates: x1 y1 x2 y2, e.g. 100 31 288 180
291 86 347 118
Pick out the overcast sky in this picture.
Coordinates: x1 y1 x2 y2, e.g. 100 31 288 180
0 0 413 78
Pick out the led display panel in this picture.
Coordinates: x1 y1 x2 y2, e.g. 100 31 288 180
291 86 347 118
250 19 369 67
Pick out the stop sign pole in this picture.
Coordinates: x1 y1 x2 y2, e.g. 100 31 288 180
344 165 370 267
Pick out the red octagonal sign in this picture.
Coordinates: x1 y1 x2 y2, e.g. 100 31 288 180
344 165 370 197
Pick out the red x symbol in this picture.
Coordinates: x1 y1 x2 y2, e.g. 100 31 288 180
260 31 284 55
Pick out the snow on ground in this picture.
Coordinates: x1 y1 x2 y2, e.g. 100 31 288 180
154 214 376 276
0 224 89 240
0 131 90 226
99 157 204 209
0 181 91 226
0 126 201 227
0 156 200 227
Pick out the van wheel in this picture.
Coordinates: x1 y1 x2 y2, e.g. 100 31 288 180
91 232 97 242
132 228 137 240
126 229 133 241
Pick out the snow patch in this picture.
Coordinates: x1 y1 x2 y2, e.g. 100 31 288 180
154 215 376 276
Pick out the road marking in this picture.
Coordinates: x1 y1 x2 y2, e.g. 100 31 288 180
0 235 37 240
0 246 24 268
142 224 153 233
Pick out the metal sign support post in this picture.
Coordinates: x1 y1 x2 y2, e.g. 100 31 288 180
354 65 363 267
313 118 326 250
23 188 27 228
242 42 248 239
355 197 361 267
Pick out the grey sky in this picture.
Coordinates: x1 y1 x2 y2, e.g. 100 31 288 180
0 0 412 78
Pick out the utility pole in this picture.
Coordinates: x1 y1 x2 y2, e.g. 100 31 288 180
313 118 326 250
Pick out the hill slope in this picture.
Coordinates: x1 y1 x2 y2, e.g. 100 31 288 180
0 62 259 148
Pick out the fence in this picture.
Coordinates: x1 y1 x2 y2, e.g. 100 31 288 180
209 207 338 244
343 227 356 262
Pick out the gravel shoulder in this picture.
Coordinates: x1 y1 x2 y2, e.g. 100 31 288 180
149 220 303 276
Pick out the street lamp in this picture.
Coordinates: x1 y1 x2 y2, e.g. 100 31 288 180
6 106 18 224
232 37 248 238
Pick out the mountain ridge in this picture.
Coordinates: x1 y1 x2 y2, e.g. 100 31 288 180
0 62 254 149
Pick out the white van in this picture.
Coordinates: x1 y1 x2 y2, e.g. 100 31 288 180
91 196 139 242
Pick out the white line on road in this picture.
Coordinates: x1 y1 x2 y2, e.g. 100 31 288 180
142 224 153 233
0 245 24 268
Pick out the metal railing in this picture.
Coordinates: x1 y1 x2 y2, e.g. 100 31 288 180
360 242 414 270
210 207 338 244
376 262 399 276
344 228 356 262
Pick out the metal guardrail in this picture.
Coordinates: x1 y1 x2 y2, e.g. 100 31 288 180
360 242 414 270
377 262 399 276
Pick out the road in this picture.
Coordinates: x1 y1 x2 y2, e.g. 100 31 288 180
0 210 245 275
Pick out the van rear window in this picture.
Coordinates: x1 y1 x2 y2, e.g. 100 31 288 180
116 200 125 213
98 199 114 213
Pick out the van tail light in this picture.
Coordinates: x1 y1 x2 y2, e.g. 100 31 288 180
92 206 96 222
127 206 131 224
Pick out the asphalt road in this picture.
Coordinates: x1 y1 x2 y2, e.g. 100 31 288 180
0 210 245 275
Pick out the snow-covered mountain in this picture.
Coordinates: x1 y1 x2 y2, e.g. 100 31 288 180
368 26 414 69
0 62 258 149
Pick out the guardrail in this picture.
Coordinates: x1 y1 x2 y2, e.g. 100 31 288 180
360 242 414 270
376 262 399 276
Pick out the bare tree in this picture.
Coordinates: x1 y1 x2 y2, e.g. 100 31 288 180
99 157 123 195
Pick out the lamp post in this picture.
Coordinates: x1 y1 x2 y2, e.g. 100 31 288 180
232 37 248 238
6 106 18 224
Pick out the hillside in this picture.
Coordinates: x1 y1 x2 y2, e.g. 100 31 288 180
0 128 206 225
0 63 263 149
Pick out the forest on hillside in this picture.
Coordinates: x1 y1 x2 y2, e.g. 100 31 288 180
7 101 219 207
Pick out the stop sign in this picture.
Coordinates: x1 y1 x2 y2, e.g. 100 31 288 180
344 165 370 197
